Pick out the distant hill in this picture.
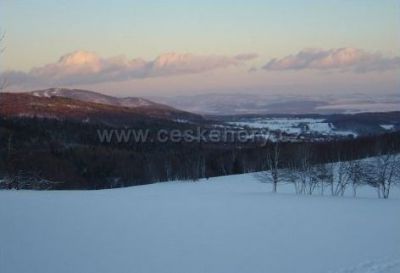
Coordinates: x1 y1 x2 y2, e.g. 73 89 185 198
30 88 167 109
0 89 203 125
148 93 400 115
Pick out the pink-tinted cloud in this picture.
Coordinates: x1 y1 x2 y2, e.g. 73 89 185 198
2 51 258 87
263 48 400 72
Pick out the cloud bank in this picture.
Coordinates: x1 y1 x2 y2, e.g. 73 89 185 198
2 51 258 87
3 48 398 89
263 48 400 72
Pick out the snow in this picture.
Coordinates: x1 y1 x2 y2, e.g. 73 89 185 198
32 88 62 98
0 174 399 273
135 98 152 107
173 118 190 123
381 124 395 130
330 258 400 273
308 121 332 132
227 117 358 137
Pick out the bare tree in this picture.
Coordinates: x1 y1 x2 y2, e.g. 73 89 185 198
366 154 399 199
347 160 367 198
325 162 336 196
333 159 351 196
295 144 314 195
255 142 281 193
268 142 280 193
312 164 332 196
284 161 301 194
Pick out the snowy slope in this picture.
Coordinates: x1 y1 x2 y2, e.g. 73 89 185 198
0 174 399 273
31 88 167 109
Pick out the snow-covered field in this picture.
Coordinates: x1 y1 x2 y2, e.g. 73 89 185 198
1 174 399 273
228 118 357 137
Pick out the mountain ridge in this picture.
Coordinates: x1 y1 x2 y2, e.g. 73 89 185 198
29 88 173 109
0 89 204 125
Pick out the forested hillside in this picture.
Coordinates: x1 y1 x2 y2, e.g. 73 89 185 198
1 116 399 190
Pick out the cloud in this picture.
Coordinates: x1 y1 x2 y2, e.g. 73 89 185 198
263 48 400 72
234 53 259 61
1 51 257 87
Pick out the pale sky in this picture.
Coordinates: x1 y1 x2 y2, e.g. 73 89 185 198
0 0 399 96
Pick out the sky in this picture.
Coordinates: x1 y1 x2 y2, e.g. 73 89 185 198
0 0 399 97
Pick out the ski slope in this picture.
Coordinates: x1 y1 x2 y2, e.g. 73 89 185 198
0 174 399 273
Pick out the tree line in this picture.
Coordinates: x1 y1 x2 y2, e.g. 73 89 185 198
0 117 399 192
